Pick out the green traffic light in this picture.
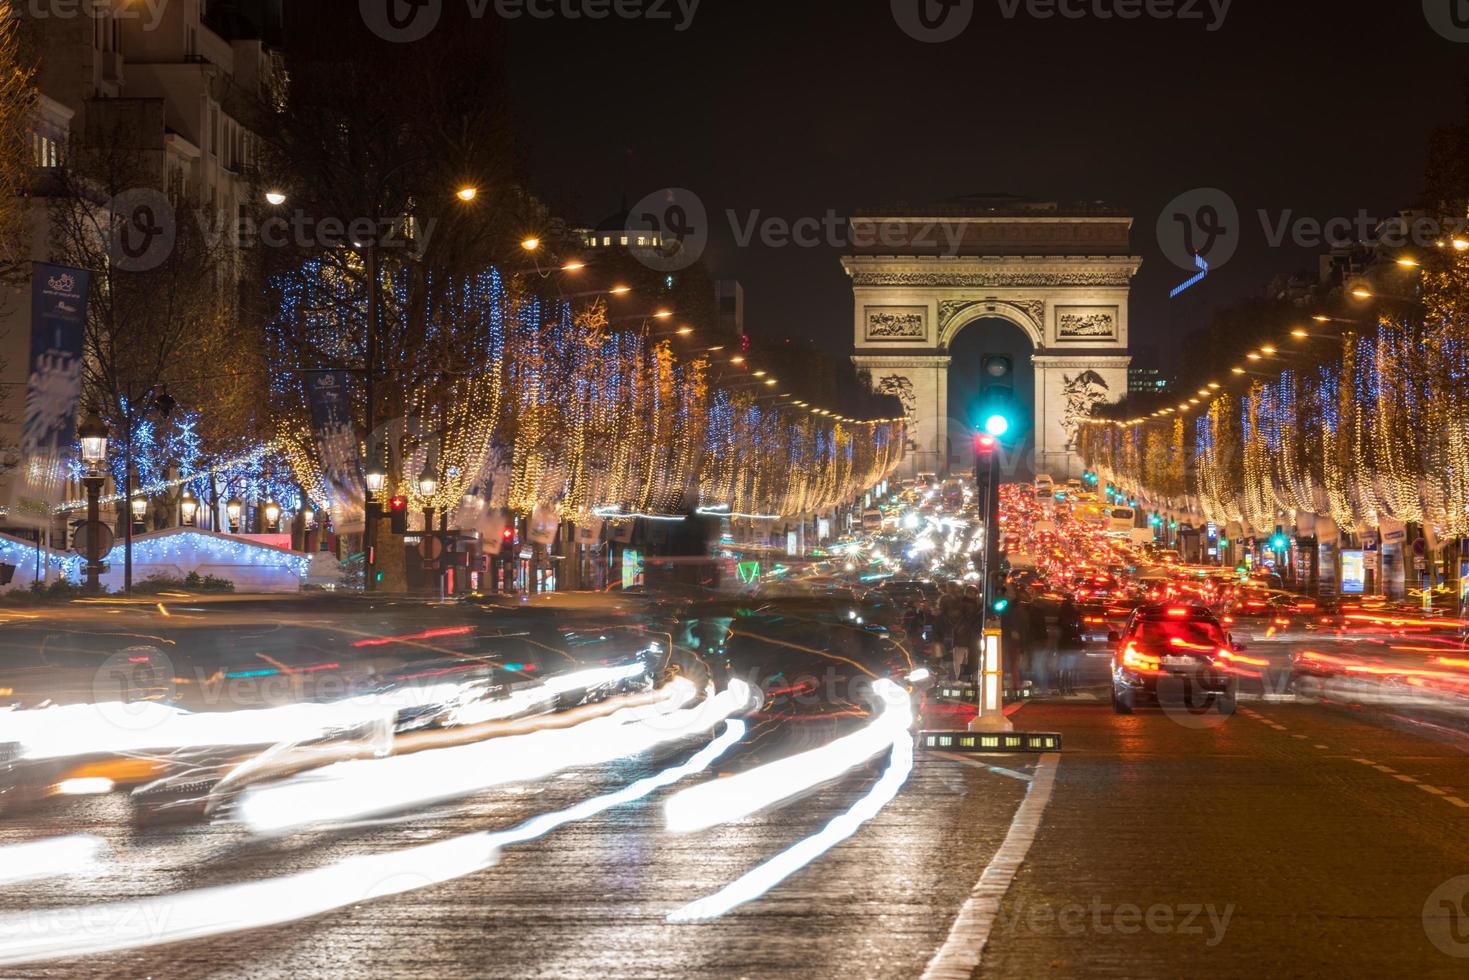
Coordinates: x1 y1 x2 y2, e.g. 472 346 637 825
984 414 1011 438
992 598 1010 614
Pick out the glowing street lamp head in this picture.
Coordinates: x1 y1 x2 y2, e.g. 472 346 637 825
456 186 478 203
264 190 287 206
520 236 541 251
983 414 1010 438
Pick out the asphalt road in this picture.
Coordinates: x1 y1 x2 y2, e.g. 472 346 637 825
1 599 1468 977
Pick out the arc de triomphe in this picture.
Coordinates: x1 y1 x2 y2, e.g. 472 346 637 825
845 201 1140 480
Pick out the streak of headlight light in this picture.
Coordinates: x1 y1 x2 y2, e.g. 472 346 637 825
664 678 912 834
0 722 747 966
446 662 647 727
237 678 750 835
667 735 914 922
0 678 490 762
0 836 107 886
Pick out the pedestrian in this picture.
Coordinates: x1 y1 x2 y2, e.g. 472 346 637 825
955 585 982 681
1026 592 1051 695
937 583 961 677
1056 594 1084 696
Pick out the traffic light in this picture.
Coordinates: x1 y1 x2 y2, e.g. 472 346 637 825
1270 532 1290 551
498 524 516 555
388 495 408 534
974 433 999 457
978 354 1017 444
991 583 1010 615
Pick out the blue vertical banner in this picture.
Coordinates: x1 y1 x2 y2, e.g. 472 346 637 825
303 370 360 525
4 263 90 527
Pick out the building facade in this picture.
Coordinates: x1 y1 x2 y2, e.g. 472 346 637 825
845 199 1139 479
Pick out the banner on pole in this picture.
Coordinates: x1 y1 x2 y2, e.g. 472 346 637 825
3 263 90 528
303 370 360 527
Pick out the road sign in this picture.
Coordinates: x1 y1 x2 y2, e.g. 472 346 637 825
72 521 114 561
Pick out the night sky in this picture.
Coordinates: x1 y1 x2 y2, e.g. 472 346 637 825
504 1 1468 368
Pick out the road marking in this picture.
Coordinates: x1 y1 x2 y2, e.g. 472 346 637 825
1446 797 1469 808
1374 765 1397 774
1291 734 1308 740
1419 785 1448 796
1353 759 1377 766
1314 744 1330 750
923 752 1061 980
1394 774 1419 784
934 753 1032 782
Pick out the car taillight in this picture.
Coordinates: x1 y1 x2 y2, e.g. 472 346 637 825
1122 643 1161 672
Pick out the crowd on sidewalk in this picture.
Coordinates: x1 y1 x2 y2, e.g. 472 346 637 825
908 583 1087 696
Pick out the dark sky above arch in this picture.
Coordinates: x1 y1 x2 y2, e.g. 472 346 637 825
506 0 1468 369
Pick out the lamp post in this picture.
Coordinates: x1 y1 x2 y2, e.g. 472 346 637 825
180 492 198 528
226 497 243 533
364 454 386 592
130 495 147 534
78 413 109 595
264 500 282 533
418 465 438 532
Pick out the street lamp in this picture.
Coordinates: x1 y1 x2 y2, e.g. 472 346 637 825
417 466 438 498
226 497 243 533
78 413 109 595
265 190 287 206
365 460 387 495
80 413 108 468
180 493 198 527
130 495 147 532
264 500 282 531
456 186 478 203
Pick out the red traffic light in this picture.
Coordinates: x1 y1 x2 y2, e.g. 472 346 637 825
501 527 515 542
388 495 408 513
975 434 998 454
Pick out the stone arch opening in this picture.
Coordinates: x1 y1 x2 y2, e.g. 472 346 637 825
946 316 1037 478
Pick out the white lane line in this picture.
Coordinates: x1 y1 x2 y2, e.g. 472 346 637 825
934 752 1032 782
1314 745 1330 750
922 752 1061 980
1353 759 1377 766
1446 797 1469 809
1394 774 1419 784
1419 785 1448 796
1375 765 1398 774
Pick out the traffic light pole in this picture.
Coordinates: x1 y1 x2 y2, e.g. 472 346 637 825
971 441 1012 733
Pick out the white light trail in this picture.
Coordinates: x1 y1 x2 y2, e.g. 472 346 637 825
668 735 914 922
665 679 913 834
0 836 107 886
446 662 646 727
238 679 752 835
0 722 747 966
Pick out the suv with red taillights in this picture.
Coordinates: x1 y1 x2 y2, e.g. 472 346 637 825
1111 604 1242 715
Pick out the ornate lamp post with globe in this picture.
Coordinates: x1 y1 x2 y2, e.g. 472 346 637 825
77 412 110 595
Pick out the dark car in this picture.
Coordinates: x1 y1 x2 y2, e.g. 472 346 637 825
1111 605 1242 715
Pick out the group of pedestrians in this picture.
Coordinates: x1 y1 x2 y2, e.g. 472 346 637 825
926 581 1085 695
